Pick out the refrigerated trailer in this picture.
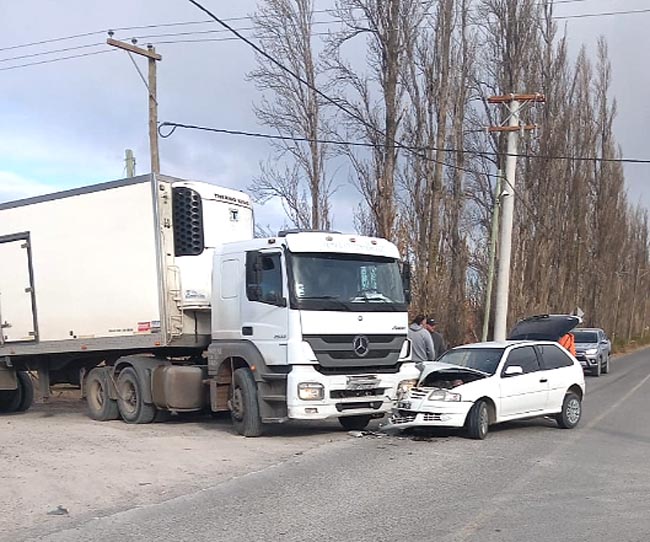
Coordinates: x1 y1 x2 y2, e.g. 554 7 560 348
0 174 418 435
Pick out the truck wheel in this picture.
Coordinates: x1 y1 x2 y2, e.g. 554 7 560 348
338 415 372 431
16 371 34 412
0 386 22 413
116 367 156 424
230 367 262 437
466 400 489 440
86 368 119 421
556 392 581 429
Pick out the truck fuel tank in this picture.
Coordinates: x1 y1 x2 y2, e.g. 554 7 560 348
152 366 207 412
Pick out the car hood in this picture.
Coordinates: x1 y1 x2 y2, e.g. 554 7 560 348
575 342 598 350
508 314 581 341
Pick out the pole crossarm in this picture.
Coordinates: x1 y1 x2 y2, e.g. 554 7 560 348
106 37 162 60
487 93 545 104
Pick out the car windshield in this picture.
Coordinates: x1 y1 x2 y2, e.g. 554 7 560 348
434 348 505 376
573 331 599 343
289 252 407 312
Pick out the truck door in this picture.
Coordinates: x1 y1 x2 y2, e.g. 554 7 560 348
0 235 37 344
241 249 288 365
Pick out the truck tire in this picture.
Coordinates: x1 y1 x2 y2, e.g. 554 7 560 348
338 415 372 431
16 371 34 412
0 386 22 413
86 368 119 421
116 367 156 424
230 367 262 437
465 399 489 440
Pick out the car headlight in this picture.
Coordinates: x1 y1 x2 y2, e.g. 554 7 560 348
396 379 418 399
298 382 324 401
428 389 462 402
585 348 598 356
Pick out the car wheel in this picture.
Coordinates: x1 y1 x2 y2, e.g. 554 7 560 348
602 354 610 374
229 367 262 437
593 358 601 377
556 392 581 429
339 415 372 431
466 400 489 440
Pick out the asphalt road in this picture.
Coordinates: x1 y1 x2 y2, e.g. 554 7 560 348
24 348 650 542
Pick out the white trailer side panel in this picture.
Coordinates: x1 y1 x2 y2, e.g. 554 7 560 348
0 179 162 345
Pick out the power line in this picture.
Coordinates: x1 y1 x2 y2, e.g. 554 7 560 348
0 49 115 72
158 121 650 165
555 7 650 20
0 42 104 64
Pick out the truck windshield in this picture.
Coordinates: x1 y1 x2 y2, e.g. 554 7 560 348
289 252 407 312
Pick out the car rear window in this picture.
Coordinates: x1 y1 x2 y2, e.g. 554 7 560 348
538 344 574 369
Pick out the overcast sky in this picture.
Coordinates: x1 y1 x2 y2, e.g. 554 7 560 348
2 0 649 233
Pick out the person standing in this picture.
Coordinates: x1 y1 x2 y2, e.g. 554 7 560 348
425 318 447 359
408 315 435 362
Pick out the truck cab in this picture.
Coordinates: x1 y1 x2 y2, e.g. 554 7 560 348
207 230 418 435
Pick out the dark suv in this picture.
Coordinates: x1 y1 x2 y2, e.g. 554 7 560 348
573 328 611 377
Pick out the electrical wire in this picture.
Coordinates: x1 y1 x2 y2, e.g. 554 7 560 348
0 49 115 72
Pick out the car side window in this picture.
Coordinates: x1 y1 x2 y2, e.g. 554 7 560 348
538 344 573 369
503 346 540 375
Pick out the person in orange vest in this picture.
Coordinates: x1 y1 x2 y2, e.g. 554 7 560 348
559 332 576 357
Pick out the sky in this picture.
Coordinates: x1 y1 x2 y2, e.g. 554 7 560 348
2 0 650 233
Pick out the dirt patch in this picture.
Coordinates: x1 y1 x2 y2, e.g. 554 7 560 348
0 392 348 541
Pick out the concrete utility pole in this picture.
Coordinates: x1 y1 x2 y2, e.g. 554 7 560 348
125 149 136 177
107 36 162 175
482 170 503 342
488 93 545 342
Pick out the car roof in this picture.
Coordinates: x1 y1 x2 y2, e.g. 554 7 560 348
452 340 560 349
575 327 603 332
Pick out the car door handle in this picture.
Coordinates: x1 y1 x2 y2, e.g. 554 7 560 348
539 378 548 383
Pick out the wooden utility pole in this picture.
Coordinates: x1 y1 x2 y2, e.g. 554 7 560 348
488 93 545 341
107 36 162 174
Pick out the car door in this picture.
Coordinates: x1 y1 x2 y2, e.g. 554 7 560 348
498 345 548 419
537 344 576 412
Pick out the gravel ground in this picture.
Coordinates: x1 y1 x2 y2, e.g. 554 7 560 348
0 390 350 541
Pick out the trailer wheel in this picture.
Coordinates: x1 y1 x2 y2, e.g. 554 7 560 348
0 386 22 413
16 372 34 412
86 368 119 421
230 367 262 437
116 367 156 424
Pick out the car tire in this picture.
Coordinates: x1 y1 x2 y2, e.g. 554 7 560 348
116 367 156 424
466 400 489 440
86 367 119 421
593 358 601 377
339 415 372 431
602 354 610 374
16 371 34 412
556 392 581 429
230 367 262 437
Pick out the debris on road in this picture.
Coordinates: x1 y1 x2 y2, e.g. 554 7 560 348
46 505 68 516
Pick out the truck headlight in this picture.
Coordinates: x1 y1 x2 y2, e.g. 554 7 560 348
396 379 418 399
428 389 461 402
585 348 598 356
298 382 324 401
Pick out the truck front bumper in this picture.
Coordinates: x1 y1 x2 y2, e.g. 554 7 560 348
286 364 419 420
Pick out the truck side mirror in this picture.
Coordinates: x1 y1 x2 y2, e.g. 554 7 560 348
401 262 412 304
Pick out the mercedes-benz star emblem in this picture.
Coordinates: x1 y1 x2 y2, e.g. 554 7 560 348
353 335 370 358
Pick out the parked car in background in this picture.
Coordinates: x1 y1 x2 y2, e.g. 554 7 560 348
385 314 585 440
573 328 611 377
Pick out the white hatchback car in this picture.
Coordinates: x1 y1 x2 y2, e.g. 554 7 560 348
385 315 586 439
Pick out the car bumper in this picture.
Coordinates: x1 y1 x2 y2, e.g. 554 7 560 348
576 353 598 369
286 363 420 421
383 402 474 430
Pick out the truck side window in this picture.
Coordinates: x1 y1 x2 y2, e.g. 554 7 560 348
246 252 284 306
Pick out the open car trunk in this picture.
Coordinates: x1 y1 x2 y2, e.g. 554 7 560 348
508 314 581 341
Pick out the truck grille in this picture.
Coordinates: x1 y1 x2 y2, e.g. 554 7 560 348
304 334 404 370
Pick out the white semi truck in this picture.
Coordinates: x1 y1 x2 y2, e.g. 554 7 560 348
0 174 417 435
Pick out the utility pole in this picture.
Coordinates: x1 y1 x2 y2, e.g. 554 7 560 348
107 36 162 175
488 93 545 341
125 149 136 177
482 170 503 342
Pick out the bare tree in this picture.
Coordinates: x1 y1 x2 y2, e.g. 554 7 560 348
249 0 332 230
